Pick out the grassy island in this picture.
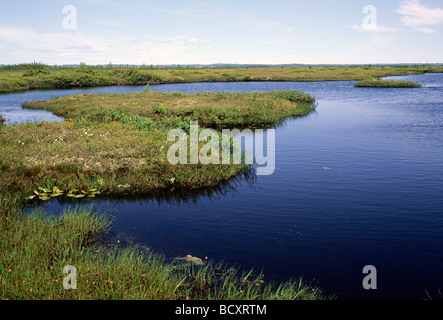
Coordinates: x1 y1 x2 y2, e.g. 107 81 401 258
353 79 422 88
0 89 333 300
4 90 315 197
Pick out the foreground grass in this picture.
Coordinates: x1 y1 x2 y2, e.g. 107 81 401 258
353 79 422 88
0 206 332 300
1 63 442 93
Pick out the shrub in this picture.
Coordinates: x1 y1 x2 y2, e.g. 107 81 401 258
22 69 51 77
118 69 165 85
153 104 168 115
272 90 315 103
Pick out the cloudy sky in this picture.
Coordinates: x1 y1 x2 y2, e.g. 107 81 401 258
0 0 442 65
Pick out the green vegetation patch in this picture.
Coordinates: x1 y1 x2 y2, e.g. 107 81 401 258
353 79 422 88
23 90 316 128
0 121 249 200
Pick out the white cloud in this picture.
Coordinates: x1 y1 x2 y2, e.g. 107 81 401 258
0 25 106 53
0 25 214 64
350 24 398 32
188 38 213 44
396 0 443 33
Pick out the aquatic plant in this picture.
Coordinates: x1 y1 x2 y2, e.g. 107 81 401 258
25 186 101 201
66 188 101 198
25 186 64 201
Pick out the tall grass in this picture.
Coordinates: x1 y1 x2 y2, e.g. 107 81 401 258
176 261 331 300
0 206 178 300
0 206 333 300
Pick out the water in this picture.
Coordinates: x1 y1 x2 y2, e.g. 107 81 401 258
0 86 146 125
3 74 443 300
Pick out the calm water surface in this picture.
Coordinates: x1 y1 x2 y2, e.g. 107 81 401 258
3 73 442 300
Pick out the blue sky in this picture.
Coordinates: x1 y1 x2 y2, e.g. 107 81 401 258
0 0 442 65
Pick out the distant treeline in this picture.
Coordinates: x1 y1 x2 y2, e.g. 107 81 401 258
2 61 442 70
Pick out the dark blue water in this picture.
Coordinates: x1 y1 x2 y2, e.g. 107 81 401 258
3 74 443 300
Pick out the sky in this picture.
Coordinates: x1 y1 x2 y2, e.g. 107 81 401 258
0 0 443 65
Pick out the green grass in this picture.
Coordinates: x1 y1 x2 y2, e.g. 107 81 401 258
0 205 333 300
0 121 251 201
23 90 316 128
353 79 422 88
1 63 442 93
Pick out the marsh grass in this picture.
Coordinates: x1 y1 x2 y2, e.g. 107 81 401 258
0 206 332 300
0 206 180 300
175 261 332 300
353 79 422 88
0 120 250 201
23 90 316 128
